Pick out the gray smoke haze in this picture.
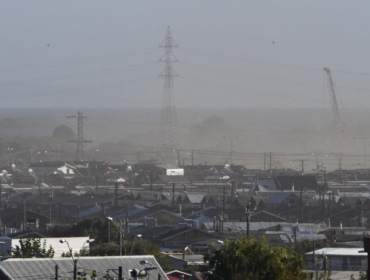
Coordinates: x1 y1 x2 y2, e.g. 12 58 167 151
0 107 369 171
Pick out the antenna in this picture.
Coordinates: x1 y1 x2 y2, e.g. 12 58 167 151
158 26 179 164
67 111 92 160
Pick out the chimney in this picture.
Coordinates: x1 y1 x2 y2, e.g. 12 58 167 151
340 221 343 229
292 183 294 192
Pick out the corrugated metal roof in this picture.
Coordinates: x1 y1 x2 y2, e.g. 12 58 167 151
0 255 168 280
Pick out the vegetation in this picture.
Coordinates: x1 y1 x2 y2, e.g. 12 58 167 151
351 270 367 280
295 238 330 254
12 236 55 258
204 237 309 280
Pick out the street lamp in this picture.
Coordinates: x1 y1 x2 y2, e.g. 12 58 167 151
59 238 94 280
106 217 126 255
130 234 142 255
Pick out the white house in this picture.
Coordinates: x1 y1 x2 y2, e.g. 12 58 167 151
0 236 91 257
305 247 367 271
156 165 184 176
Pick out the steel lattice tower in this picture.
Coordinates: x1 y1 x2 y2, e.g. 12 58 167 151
158 27 178 163
67 111 92 160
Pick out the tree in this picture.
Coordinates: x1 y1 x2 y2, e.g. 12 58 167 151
52 125 76 140
12 236 54 258
204 237 308 280
351 270 367 280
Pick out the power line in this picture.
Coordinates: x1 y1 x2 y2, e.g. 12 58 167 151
0 62 159 87
0 76 160 100
0 47 160 73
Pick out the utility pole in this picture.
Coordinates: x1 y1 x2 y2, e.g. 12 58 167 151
322 171 327 212
108 221 110 243
263 152 266 171
191 150 194 166
314 151 319 170
328 192 332 218
222 186 227 210
158 27 179 164
67 111 92 160
172 183 175 208
245 206 252 238
73 259 77 280
115 181 118 208
23 201 26 231
55 264 58 280
269 152 272 170
299 160 307 174
300 187 303 221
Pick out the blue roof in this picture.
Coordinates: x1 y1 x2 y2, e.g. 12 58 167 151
265 192 292 204
72 206 101 218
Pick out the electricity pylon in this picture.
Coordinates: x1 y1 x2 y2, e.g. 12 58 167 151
67 111 92 160
158 27 178 164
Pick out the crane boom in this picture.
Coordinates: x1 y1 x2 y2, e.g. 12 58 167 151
324 67 342 130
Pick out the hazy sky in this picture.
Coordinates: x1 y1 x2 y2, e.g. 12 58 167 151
0 1 369 109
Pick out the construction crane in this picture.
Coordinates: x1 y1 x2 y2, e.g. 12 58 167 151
323 67 342 131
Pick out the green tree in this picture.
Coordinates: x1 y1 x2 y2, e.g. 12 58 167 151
204 237 308 280
13 236 54 258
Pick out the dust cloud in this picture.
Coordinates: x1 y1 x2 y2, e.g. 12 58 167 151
0 107 369 171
